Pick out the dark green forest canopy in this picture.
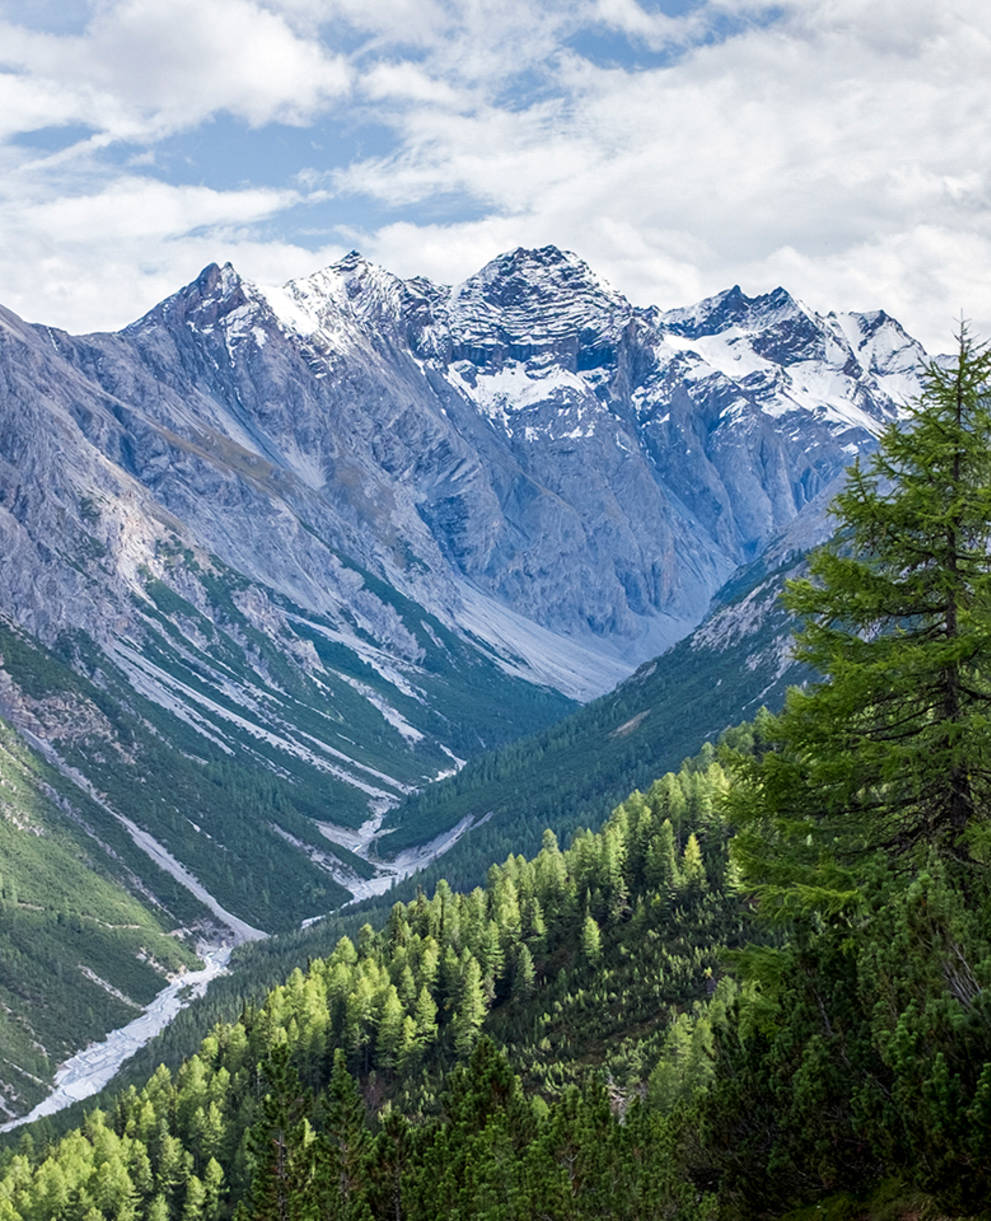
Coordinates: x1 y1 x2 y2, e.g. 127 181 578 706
0 746 744 1219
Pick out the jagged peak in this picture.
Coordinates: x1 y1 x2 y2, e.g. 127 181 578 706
279 252 405 315
478 244 588 277
121 261 252 334
827 306 925 382
459 245 624 305
250 252 415 346
443 246 632 356
180 261 248 303
201 260 242 290
660 281 813 340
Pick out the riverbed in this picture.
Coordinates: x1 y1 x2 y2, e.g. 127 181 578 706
1 942 233 1133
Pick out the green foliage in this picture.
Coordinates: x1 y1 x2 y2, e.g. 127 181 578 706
379 548 804 879
0 748 738 1217
694 329 991 1215
0 536 578 1122
0 719 198 1114
733 328 991 912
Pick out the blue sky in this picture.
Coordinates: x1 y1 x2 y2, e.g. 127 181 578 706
0 0 988 351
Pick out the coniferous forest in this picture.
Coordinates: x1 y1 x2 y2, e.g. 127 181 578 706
2 336 991 1217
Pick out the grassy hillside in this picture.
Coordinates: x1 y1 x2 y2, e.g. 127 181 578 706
0 721 200 1119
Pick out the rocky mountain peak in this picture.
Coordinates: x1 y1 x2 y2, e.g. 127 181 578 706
443 245 632 364
660 283 807 340
461 244 626 310
255 251 410 346
827 307 925 394
122 260 254 338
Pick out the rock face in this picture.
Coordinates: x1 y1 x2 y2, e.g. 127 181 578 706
0 246 926 925
34 246 922 661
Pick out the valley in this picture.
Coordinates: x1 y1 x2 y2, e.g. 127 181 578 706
0 0 984 1212
0 245 925 1127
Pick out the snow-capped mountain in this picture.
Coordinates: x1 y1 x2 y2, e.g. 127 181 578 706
85 245 921 661
0 246 925 928
0 245 929 1116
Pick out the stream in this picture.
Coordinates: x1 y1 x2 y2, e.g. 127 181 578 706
2 762 477 1132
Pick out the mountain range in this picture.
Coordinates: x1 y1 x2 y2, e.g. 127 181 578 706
0 244 926 1118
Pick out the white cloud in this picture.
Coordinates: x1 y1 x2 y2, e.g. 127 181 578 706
361 62 467 108
0 0 989 353
0 175 312 329
265 0 450 44
592 0 706 49
21 179 298 243
0 0 351 140
327 1 991 350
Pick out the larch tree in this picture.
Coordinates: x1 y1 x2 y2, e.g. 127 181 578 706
708 327 991 1213
734 326 991 914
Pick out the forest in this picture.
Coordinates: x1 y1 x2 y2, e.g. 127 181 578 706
1 334 990 1217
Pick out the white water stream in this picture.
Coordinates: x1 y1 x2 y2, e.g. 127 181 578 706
1 750 474 1130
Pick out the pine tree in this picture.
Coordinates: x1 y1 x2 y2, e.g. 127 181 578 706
680 832 706 893
181 1173 206 1220
202 1157 225 1220
376 985 406 1071
644 819 678 893
580 915 601 965
734 326 991 907
513 943 537 999
308 1050 372 1221
707 327 991 1212
243 1042 312 1221
413 985 438 1050
452 955 488 1056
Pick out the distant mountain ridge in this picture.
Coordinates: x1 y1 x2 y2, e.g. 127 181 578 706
0 246 926 892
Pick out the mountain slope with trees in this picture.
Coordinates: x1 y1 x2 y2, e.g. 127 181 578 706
0 738 746 1218
689 328 991 1215
0 248 927 1119
375 502 821 880
2 328 987 1218
0 717 200 1121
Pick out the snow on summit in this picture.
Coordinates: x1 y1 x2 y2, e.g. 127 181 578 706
92 244 931 681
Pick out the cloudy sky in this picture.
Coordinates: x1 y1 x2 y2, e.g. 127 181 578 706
0 0 988 350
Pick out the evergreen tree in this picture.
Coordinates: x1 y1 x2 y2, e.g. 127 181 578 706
581 915 601 965
680 832 706 892
375 985 406 1071
412 985 438 1050
202 1157 224 1220
308 1051 372 1221
243 1042 311 1221
735 327 991 899
512 943 537 1000
707 328 991 1212
451 956 487 1056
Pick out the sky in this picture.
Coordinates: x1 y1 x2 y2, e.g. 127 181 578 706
0 0 988 352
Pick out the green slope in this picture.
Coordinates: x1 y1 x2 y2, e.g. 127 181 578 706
28 552 807 1114
0 721 200 1119
0 739 745 1217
